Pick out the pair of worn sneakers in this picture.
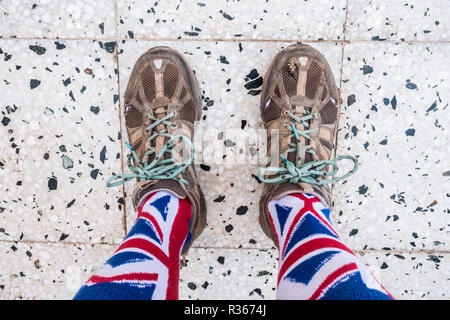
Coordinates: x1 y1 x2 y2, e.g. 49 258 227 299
106 44 358 254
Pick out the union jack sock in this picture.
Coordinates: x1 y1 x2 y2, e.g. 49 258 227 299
74 191 192 300
268 193 394 300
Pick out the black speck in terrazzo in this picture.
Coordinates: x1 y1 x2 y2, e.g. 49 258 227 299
213 195 225 202
358 185 368 195
349 229 358 236
241 120 247 129
128 31 134 39
220 10 234 20
361 65 373 75
391 95 397 110
30 79 41 89
69 90 76 101
427 255 441 264
187 282 197 290
351 125 358 137
217 256 225 264
54 41 66 50
59 233 69 241
1 117 10 126
67 199 75 208
224 139 235 147
380 262 388 269
90 169 99 180
248 89 261 96
244 69 263 96
250 288 263 298
113 94 119 104
63 77 71 87
405 128 415 136
201 281 209 289
103 42 116 54
219 55 229 64
347 94 356 106
100 146 106 164
244 69 260 81
29 45 46 55
98 23 105 34
405 79 417 90
244 76 263 90
90 106 100 115
236 205 248 215
48 177 57 191
426 101 437 113
200 164 210 171
379 139 388 145
225 224 233 233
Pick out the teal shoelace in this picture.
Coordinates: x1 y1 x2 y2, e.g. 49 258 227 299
258 110 358 186
106 111 194 187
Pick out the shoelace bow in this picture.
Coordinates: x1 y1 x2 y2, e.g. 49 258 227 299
258 109 358 186
106 108 194 187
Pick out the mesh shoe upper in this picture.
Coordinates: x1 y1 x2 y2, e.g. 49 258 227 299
258 44 358 245
107 47 206 255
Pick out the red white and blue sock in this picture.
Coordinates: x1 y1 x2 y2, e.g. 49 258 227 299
74 191 192 300
268 193 394 300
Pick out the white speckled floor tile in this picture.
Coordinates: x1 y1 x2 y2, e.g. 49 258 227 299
117 40 343 248
0 39 125 244
334 42 449 251
180 248 277 300
0 0 116 39
1 241 447 300
357 251 449 300
0 241 115 299
118 0 347 40
346 0 450 41
0 0 448 301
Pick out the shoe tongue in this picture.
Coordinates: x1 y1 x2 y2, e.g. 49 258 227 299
288 105 313 164
135 180 187 209
271 183 304 200
146 105 170 164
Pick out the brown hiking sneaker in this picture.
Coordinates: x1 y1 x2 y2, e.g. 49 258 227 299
106 46 206 254
258 44 358 245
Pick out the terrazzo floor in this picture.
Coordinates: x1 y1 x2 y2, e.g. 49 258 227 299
0 0 448 300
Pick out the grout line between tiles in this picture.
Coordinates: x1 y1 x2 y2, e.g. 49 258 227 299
0 239 448 255
189 246 450 255
2 37 449 44
0 239 120 247
339 0 349 89
344 0 350 42
113 0 128 238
